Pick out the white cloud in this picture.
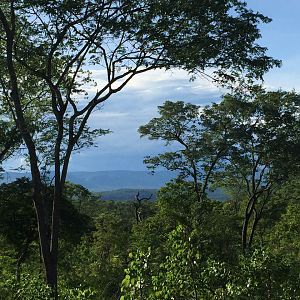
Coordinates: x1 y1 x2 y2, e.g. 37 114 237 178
69 68 224 171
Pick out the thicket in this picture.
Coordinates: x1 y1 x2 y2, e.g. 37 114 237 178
1 91 300 299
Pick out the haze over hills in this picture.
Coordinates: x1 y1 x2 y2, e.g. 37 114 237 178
0 170 229 201
68 170 178 191
0 170 177 191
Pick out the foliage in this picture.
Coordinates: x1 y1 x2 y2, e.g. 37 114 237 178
0 0 281 292
226 249 300 299
122 228 300 300
124 98 300 299
140 90 300 252
0 1 298 293
210 90 300 250
139 101 228 201
0 178 36 252
267 177 300 263
121 225 203 300
59 200 135 299
1 175 300 298
0 119 21 166
0 268 96 300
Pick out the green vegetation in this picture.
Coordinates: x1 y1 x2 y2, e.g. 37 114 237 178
0 1 299 299
1 90 300 299
98 189 157 202
1 0 277 292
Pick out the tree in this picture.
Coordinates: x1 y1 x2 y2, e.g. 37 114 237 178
0 178 37 282
122 227 300 299
207 90 300 251
61 200 136 299
0 0 279 293
0 178 93 284
133 191 153 224
141 90 300 252
122 225 233 300
267 177 300 263
139 101 230 202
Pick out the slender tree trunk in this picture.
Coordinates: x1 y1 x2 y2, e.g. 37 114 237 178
242 196 256 253
241 211 251 253
200 150 224 202
33 185 55 286
0 7 57 293
192 173 201 202
248 210 259 249
248 194 269 249
48 113 64 296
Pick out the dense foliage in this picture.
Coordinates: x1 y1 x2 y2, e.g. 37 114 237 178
0 0 279 292
1 174 300 299
1 90 300 299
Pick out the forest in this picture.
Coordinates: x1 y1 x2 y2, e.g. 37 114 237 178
0 0 300 299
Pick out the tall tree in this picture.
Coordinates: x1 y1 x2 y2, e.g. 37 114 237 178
139 101 230 202
207 90 300 251
0 0 279 293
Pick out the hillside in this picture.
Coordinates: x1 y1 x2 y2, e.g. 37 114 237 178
97 188 228 202
0 170 176 191
0 170 228 201
99 189 157 201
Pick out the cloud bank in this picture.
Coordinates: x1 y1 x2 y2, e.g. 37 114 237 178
70 69 223 171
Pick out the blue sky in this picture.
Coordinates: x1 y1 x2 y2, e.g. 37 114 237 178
5 1 300 172
246 0 300 91
69 0 300 172
69 70 223 171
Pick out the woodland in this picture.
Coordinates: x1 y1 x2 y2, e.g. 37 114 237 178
0 0 300 299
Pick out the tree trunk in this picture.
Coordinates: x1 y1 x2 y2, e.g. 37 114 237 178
241 211 251 253
248 211 259 249
242 196 256 253
0 9 58 295
192 173 201 202
33 188 56 287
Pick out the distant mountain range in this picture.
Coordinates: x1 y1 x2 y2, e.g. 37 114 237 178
99 188 228 202
0 170 176 191
0 170 228 201
99 189 157 201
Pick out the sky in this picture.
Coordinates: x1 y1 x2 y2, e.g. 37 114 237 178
5 0 300 172
70 0 300 172
70 70 223 171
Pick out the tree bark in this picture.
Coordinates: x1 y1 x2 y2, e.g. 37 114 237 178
248 209 259 249
0 6 57 294
242 195 256 253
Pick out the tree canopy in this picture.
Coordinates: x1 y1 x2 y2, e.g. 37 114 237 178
140 90 300 252
0 0 281 295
